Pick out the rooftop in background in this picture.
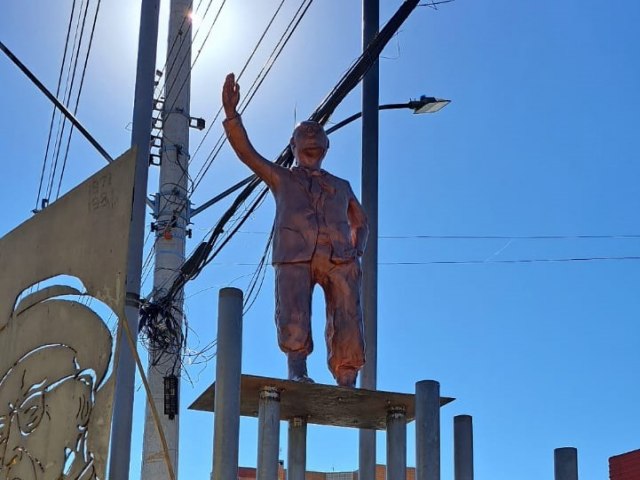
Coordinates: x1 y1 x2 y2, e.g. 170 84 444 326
609 449 640 480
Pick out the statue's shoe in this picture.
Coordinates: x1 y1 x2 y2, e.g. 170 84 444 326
290 374 315 383
335 368 358 388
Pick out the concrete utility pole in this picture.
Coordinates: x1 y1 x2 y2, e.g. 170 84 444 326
109 0 161 478
359 0 379 478
141 0 192 478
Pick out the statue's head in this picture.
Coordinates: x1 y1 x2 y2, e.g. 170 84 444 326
290 121 329 170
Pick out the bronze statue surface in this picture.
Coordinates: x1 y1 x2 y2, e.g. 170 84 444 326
222 74 368 387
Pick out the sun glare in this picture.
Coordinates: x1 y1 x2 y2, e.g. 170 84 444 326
188 10 202 29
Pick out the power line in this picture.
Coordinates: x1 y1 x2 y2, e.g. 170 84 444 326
55 0 102 199
379 234 640 240
148 0 313 233
189 0 314 194
234 232 640 240
35 0 78 212
46 0 90 202
198 256 640 267
189 0 288 162
379 256 640 265
160 0 227 115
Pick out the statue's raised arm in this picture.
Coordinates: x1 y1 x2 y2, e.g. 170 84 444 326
222 73 281 190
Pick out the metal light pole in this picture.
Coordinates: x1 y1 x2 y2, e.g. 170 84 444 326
109 0 161 478
359 0 379 478
141 1 192 478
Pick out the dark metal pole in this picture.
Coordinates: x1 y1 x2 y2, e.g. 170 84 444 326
109 0 160 478
0 40 113 163
554 448 578 480
359 0 379 478
454 415 474 480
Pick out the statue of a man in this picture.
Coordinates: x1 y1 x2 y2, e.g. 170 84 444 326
222 73 369 387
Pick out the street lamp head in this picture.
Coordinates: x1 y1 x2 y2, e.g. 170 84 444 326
410 95 451 114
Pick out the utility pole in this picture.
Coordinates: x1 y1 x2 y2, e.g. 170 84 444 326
359 0 379 478
109 0 161 478
141 0 192 478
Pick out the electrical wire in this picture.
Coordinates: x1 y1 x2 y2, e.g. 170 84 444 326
189 0 314 194
189 0 288 161
378 256 640 265
55 0 102 199
35 0 78 212
160 0 227 117
152 0 205 98
45 0 90 202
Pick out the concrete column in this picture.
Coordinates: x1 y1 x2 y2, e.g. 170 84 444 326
386 406 407 480
287 417 307 480
141 0 192 477
211 288 243 480
415 380 440 480
454 415 474 480
554 447 578 480
257 386 281 480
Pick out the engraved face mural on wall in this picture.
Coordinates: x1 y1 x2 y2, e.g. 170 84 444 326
0 287 112 480
0 150 136 480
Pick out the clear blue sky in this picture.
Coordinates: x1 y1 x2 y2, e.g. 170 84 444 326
1 1 639 479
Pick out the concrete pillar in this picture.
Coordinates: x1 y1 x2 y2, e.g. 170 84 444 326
257 386 281 480
287 417 307 480
386 406 407 480
554 447 578 480
454 415 474 480
211 288 243 480
416 380 440 480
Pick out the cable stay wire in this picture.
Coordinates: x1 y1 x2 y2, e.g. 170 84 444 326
55 0 102 199
35 0 78 212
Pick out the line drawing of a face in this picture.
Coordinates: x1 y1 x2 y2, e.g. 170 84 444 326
0 346 98 480
0 289 112 480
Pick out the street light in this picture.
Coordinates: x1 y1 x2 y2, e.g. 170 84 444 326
190 96 450 217
325 96 450 134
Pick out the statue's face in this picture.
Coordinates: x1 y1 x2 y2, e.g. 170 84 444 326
0 348 94 480
291 121 329 169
